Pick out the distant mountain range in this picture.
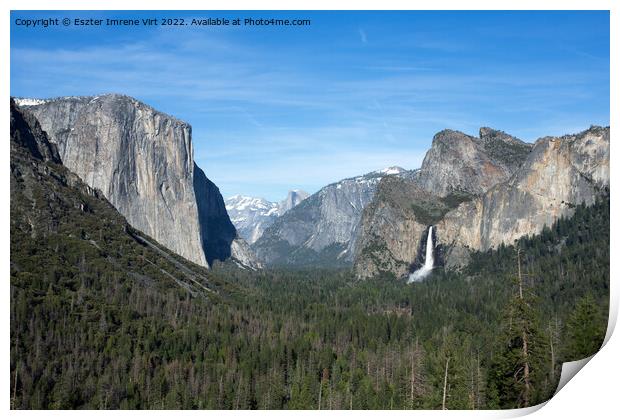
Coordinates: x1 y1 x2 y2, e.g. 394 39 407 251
251 166 415 267
246 126 609 279
15 95 609 281
225 190 309 244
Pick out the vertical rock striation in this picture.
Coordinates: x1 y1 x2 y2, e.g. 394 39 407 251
278 190 309 214
352 177 437 279
354 128 532 279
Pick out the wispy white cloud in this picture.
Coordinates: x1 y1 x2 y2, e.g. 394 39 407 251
358 28 367 44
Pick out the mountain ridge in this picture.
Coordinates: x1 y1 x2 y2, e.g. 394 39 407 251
251 166 413 267
354 125 609 279
225 190 309 244
413 127 532 197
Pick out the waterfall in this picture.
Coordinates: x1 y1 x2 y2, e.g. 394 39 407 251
408 226 435 283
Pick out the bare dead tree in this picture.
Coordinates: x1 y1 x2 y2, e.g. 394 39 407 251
442 356 450 410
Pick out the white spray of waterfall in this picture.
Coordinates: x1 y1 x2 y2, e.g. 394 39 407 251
408 226 434 283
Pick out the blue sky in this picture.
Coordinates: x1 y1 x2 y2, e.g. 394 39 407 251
11 11 609 201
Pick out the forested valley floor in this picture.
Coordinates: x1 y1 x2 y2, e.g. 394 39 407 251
10 186 609 409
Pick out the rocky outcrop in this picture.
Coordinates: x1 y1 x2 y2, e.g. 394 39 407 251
230 238 262 269
193 163 237 265
253 167 410 267
437 126 609 266
354 126 609 279
17 94 259 268
478 127 533 174
225 190 309 244
415 128 531 196
10 99 61 164
353 177 443 279
11 100 225 301
274 127 533 272
279 190 309 214
253 123 531 274
354 127 530 279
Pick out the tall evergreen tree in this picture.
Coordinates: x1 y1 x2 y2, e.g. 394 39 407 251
563 294 607 361
487 250 549 408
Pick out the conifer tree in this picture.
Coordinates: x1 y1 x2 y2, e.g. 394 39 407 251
487 249 549 408
563 294 606 361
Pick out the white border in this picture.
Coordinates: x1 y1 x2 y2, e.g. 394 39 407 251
2 1 617 419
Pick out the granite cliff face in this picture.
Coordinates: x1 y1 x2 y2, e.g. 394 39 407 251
20 93 605 276
10 99 61 164
225 190 309 244
17 94 259 268
253 167 410 267
255 126 530 270
11 100 226 303
354 126 609 279
193 163 238 264
352 177 443 279
415 128 531 196
437 126 610 266
354 127 530 278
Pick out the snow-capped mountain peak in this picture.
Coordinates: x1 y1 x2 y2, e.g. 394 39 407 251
225 190 309 244
226 195 273 212
376 166 406 175
14 98 50 107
